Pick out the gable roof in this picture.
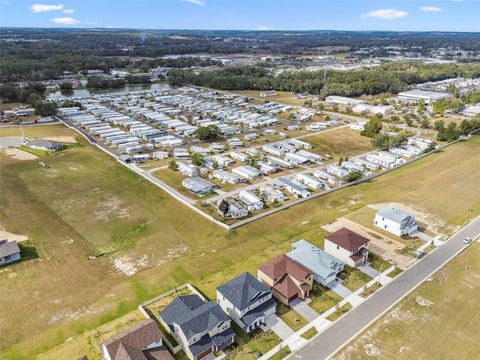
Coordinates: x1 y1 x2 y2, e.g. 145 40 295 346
326 228 369 252
101 319 171 360
216 272 271 311
258 254 312 282
159 295 229 340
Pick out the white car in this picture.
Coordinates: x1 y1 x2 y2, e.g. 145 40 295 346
463 237 472 244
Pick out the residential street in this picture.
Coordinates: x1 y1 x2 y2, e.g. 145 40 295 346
291 216 480 360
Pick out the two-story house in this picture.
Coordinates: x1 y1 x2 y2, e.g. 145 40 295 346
159 295 235 360
216 272 277 333
257 254 313 305
324 228 370 268
374 206 418 237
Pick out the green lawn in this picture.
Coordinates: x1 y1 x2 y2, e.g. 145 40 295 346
338 266 373 292
326 303 353 322
276 304 308 332
1 126 480 360
309 283 343 314
301 327 318 340
230 325 281 360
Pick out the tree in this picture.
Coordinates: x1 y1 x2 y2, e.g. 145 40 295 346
191 153 204 166
434 120 445 131
444 122 460 142
168 160 177 171
59 82 73 90
371 133 391 150
218 199 230 218
420 118 430 129
343 170 363 183
338 156 344 166
360 118 383 138
459 119 473 136
432 99 447 115
418 99 426 112
193 125 221 141
34 101 57 116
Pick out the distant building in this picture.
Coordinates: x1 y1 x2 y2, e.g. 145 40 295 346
0 240 21 265
100 319 173 360
182 177 216 196
374 206 418 236
397 89 452 104
26 139 64 151
260 90 277 97
325 96 366 107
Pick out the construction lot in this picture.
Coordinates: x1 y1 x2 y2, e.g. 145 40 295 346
333 241 480 360
1 124 479 360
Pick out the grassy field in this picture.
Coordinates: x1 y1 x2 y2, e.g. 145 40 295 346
1 124 479 360
334 242 480 360
231 90 312 107
301 327 318 340
231 327 282 360
303 128 373 161
309 283 344 314
327 303 353 322
0 124 78 139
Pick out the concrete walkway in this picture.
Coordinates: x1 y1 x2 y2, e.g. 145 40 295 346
261 314 295 340
290 299 320 322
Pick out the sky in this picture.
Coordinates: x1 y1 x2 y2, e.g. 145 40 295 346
0 0 479 32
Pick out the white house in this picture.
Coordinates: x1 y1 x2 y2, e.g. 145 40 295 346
232 165 261 179
238 190 264 211
324 228 370 268
374 206 418 237
177 162 199 177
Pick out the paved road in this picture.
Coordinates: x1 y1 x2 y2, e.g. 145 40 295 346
292 216 480 360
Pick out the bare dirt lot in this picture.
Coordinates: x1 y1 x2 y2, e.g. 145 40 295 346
2 148 38 161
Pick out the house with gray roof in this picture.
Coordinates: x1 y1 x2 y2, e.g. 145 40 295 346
287 240 344 286
159 294 234 360
182 177 216 196
0 240 21 266
374 206 417 237
216 272 277 333
26 139 64 151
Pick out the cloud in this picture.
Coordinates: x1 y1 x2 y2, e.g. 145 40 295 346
62 8 74 13
50 16 80 25
361 8 408 20
84 20 98 25
420 6 444 13
258 26 274 31
30 4 64 12
182 0 205 6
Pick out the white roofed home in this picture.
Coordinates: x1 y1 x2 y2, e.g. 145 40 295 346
232 165 261 179
238 190 264 211
177 162 199 177
374 206 418 237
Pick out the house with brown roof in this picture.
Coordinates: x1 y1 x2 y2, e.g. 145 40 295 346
257 254 313 305
100 319 173 360
324 228 370 267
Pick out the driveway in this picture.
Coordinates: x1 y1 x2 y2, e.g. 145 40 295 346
290 298 319 322
412 230 434 242
357 263 380 278
329 280 353 298
260 314 294 340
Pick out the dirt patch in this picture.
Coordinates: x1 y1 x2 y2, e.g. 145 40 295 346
44 135 77 144
364 343 381 357
415 295 433 307
323 218 416 269
0 226 29 242
94 196 131 222
368 203 445 234
113 255 149 276
2 148 38 161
